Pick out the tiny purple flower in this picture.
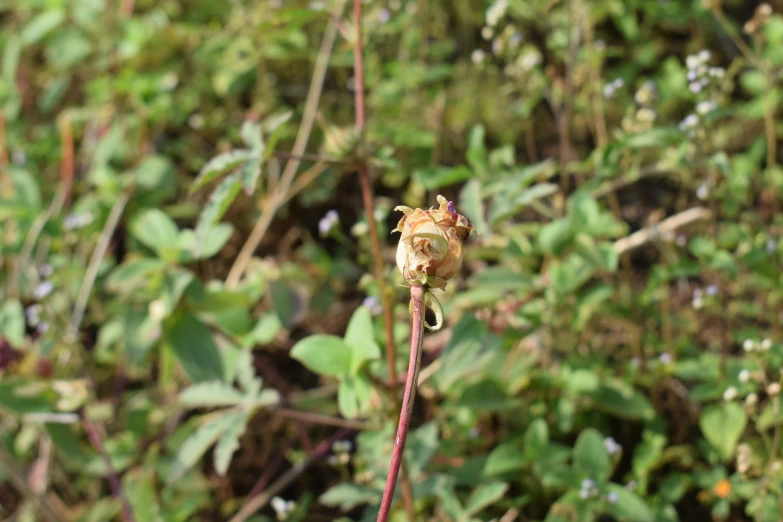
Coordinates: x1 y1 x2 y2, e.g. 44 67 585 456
33 281 53 300
607 492 619 504
604 437 622 456
318 210 339 236
706 284 718 296
362 296 383 316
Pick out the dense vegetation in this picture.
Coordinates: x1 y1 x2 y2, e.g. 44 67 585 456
2 0 783 520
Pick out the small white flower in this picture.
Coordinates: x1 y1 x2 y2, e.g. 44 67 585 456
680 114 699 131
739 370 751 383
698 49 712 62
33 281 54 300
25 306 40 325
271 497 296 520
148 300 167 322
723 386 738 401
686 54 700 70
746 393 758 406
709 67 725 79
604 437 622 455
768 383 781 395
706 284 718 296
486 0 508 27
689 82 703 94
607 492 619 504
761 339 772 351
696 183 709 200
687 70 698 82
481 26 494 40
696 100 716 115
318 210 339 236
743 339 756 352
659 352 673 364
471 49 486 64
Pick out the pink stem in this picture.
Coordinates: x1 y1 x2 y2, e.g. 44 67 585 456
376 285 425 522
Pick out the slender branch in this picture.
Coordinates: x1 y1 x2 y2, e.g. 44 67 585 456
226 0 348 287
82 417 135 522
0 445 69 522
352 0 416 516
376 285 425 522
69 192 129 336
612 207 711 256
271 407 370 430
58 113 74 208
229 429 351 522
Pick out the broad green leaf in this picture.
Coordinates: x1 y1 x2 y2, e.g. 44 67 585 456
337 373 372 419
168 411 240 482
130 209 180 253
460 179 489 235
122 468 161 522
700 402 747 461
483 443 525 476
194 172 242 248
524 418 549 462
605 484 655 522
413 165 473 190
590 381 655 420
179 381 245 408
344 306 381 374
269 280 304 328
290 335 352 377
240 120 264 151
466 124 490 178
319 483 379 511
464 481 509 516
213 410 247 475
192 150 256 192
21 9 65 45
165 314 224 382
573 428 611 481
538 218 573 254
0 299 25 347
106 258 166 293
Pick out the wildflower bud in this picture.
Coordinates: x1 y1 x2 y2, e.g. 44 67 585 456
393 195 478 289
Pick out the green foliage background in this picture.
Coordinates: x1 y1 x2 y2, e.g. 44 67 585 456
2 0 783 520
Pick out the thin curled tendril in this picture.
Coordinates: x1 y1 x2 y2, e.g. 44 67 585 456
409 289 444 331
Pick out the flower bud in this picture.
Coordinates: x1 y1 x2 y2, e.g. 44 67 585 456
393 195 477 289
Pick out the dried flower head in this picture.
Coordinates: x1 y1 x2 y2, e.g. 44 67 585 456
393 195 478 289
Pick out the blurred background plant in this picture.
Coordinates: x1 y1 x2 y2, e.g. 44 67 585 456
2 0 783 520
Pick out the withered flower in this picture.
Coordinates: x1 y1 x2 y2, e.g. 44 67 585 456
393 195 478 289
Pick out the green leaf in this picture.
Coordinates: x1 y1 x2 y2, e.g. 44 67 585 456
466 125 490 178
21 9 65 45
413 165 473 190
573 428 611 481
0 299 25 347
484 443 525 476
182 223 234 260
269 280 303 328
168 411 242 482
460 179 489 235
165 314 224 382
194 172 242 248
106 258 166 293
489 183 558 224
130 209 180 253
179 381 245 408
524 418 549 461
192 150 256 192
538 218 573 254
319 483 379 511
290 335 352 377
590 381 655 420
344 306 381 374
605 484 655 522
213 410 247 475
464 481 509 516
700 402 747 461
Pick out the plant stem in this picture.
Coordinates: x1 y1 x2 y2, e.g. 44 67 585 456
377 285 425 522
226 0 347 287
351 0 416 516
83 417 135 522
229 428 351 522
